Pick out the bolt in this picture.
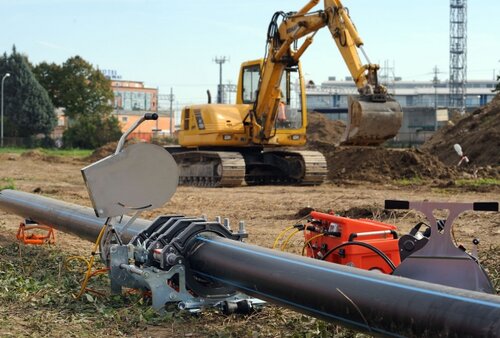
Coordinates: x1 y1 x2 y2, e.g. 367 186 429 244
169 293 177 300
239 220 246 234
223 218 231 230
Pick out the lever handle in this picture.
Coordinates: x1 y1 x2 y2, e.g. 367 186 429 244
144 113 158 120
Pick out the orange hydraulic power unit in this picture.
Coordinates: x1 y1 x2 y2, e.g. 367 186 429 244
304 211 401 274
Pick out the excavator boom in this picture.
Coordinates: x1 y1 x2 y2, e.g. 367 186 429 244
251 0 402 145
173 0 403 187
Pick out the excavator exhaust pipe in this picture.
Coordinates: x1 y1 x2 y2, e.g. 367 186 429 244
341 96 403 146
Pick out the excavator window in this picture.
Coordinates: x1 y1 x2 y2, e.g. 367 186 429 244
242 65 260 104
276 67 302 130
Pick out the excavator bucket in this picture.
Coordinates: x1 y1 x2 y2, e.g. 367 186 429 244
340 96 403 146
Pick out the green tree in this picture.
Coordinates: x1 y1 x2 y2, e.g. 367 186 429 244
57 56 113 118
33 55 122 148
62 112 122 149
494 75 500 92
0 46 56 137
32 61 64 107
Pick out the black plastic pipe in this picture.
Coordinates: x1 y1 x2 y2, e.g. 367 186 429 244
1 189 499 336
188 234 500 337
0 189 150 242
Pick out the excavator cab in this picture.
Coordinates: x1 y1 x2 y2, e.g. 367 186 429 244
276 66 303 131
237 59 307 146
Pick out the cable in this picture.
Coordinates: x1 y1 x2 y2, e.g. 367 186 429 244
280 229 302 251
74 218 110 299
301 233 324 256
321 241 397 272
273 225 295 249
65 255 91 273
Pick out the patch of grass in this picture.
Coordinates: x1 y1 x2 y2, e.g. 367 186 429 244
0 147 26 154
455 178 500 187
0 242 359 337
42 148 93 157
0 147 92 158
0 177 15 190
394 176 424 186
0 243 174 336
2 240 496 336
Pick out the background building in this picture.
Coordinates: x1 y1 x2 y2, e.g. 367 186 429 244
111 80 158 112
306 77 497 145
111 80 174 141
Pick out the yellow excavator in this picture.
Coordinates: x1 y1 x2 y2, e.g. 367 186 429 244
167 0 403 187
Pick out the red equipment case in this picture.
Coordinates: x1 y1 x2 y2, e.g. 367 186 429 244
304 211 401 274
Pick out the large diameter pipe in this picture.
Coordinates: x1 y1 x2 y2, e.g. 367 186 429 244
1 189 500 336
188 234 500 337
0 189 151 242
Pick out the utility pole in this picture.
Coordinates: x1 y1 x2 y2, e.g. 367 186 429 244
213 56 229 104
224 82 237 104
155 87 159 134
432 66 440 111
168 88 174 135
433 66 440 131
1 73 11 147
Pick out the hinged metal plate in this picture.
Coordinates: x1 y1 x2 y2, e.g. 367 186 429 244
81 143 178 217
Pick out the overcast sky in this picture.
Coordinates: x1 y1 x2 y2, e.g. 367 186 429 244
1 0 499 107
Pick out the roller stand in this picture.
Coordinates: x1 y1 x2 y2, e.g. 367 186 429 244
16 220 56 245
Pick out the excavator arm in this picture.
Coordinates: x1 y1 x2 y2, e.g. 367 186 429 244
251 0 402 145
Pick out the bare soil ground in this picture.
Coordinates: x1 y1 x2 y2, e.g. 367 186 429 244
306 110 500 183
0 152 499 337
422 93 500 168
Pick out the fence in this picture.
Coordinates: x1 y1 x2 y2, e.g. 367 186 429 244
0 136 56 148
386 131 435 148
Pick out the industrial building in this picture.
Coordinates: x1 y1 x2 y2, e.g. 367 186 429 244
110 80 174 141
306 77 497 145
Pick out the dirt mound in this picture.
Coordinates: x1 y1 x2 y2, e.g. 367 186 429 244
305 113 459 183
84 142 118 162
310 145 455 183
422 93 500 167
84 139 148 163
306 112 345 145
20 150 62 163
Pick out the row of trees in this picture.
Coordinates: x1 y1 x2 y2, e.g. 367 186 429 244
0 46 121 148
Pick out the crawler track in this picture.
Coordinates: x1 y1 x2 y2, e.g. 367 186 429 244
174 151 245 187
170 148 327 187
